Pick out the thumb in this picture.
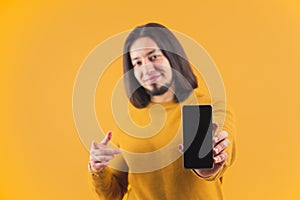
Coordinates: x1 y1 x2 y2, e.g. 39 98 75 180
213 122 219 134
100 131 112 146
178 144 184 153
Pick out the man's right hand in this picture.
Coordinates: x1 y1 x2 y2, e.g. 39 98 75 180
89 131 121 172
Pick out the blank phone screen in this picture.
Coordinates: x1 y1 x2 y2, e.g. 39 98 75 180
182 105 213 169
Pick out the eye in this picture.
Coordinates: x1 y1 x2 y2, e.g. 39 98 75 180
134 61 142 67
149 54 160 61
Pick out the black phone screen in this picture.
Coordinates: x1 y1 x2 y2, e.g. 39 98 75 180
182 105 213 169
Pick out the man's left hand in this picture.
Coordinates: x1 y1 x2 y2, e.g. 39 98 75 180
179 123 230 178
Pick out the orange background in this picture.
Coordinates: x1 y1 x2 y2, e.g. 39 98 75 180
1 0 300 199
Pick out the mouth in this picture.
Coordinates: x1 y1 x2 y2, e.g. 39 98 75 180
143 75 161 84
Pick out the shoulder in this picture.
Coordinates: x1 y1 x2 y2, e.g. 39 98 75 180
182 89 211 105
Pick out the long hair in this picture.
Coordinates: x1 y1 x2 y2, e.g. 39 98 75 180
123 23 198 108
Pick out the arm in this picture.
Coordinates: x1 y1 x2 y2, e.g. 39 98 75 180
194 100 237 181
89 166 128 200
89 131 129 199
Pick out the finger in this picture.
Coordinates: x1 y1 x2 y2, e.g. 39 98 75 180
100 131 112 146
91 140 99 149
178 144 184 153
91 162 110 172
213 139 230 154
90 149 101 157
100 148 121 155
91 148 121 157
213 122 219 134
213 130 229 145
214 152 227 164
91 140 104 150
91 155 114 162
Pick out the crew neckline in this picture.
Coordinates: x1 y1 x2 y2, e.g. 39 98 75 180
149 99 177 107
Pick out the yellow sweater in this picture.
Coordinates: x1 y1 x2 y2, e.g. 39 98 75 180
90 89 236 200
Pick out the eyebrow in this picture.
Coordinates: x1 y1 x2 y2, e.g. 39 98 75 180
131 49 159 61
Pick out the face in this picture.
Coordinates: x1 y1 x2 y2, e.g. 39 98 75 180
129 37 173 96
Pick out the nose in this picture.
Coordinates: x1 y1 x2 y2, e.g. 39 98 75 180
142 58 155 74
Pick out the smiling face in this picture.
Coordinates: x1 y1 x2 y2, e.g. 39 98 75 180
129 37 173 96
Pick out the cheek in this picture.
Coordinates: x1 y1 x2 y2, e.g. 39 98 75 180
163 62 172 79
133 68 141 81
167 68 173 80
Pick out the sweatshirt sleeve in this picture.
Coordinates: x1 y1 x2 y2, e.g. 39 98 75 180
89 166 128 200
88 140 129 200
194 98 237 182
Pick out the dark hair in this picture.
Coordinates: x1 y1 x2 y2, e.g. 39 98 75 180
123 23 198 108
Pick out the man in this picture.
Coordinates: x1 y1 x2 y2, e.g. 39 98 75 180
88 23 236 199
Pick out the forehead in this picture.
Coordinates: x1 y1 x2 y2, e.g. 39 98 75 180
129 37 160 57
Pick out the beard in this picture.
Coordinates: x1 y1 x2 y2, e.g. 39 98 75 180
145 79 173 96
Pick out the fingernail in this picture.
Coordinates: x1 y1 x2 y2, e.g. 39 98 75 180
214 157 218 163
108 131 112 139
214 135 219 142
179 144 183 150
214 148 218 154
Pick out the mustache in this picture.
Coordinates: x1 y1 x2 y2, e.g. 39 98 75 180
142 71 163 82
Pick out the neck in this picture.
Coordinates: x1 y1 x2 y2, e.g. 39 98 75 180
151 89 174 103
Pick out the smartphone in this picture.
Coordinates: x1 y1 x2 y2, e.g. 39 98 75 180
182 105 214 169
